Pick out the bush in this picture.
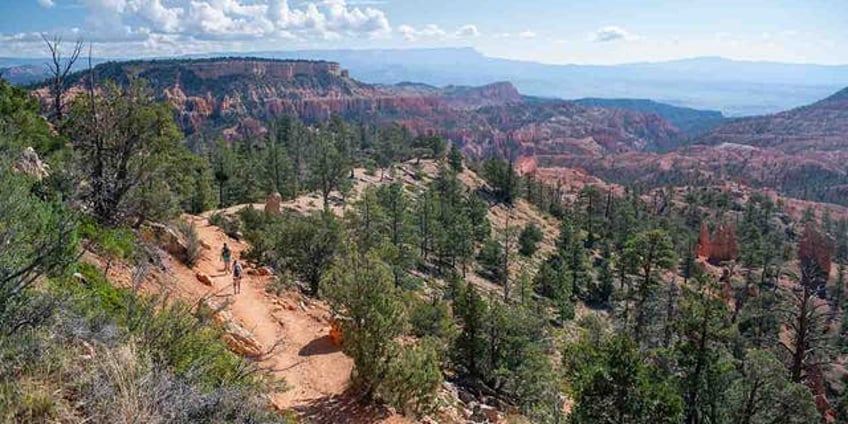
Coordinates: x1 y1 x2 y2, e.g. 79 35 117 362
407 296 456 343
382 338 443 416
237 204 266 233
0 165 78 337
209 212 241 240
364 159 377 176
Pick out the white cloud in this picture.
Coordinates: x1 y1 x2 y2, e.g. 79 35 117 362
455 24 479 38
592 25 635 42
493 30 537 39
398 23 466 41
12 0 392 49
37 0 55 8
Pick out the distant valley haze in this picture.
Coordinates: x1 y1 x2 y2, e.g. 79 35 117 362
3 48 848 117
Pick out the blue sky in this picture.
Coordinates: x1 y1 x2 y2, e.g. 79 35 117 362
1 0 846 64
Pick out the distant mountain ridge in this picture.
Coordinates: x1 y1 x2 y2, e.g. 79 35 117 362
229 48 848 116
6 48 848 116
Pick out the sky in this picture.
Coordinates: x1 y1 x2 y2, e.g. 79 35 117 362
0 0 846 65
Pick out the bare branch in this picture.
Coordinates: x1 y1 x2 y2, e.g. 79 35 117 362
41 33 83 124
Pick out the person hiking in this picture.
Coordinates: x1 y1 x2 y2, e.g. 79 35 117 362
232 259 243 295
221 243 232 272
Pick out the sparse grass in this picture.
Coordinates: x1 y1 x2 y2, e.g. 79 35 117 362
178 220 202 267
0 262 291 423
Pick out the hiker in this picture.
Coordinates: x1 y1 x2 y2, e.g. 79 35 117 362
232 259 243 295
221 243 232 272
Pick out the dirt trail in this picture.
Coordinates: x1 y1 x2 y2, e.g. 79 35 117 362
167 215 395 421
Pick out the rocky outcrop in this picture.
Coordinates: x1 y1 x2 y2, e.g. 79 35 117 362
264 192 282 216
13 147 49 180
49 58 673 152
697 222 739 264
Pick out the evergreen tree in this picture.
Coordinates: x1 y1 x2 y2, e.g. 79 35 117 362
259 212 341 296
727 349 819 424
376 183 414 285
518 223 544 257
566 335 683 424
310 131 348 212
587 242 615 305
482 157 519 205
623 229 677 342
675 282 735 424
477 237 506 284
211 139 235 207
453 282 488 379
447 144 464 173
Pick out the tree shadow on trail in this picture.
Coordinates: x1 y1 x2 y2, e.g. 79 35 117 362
298 335 342 357
291 389 393 424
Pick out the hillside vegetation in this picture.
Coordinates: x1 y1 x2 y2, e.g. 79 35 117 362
2 53 848 424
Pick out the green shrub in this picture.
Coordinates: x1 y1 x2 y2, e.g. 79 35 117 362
382 338 443 416
407 296 456 343
237 204 266 233
209 212 241 239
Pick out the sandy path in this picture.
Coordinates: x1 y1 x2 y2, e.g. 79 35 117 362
172 215 356 413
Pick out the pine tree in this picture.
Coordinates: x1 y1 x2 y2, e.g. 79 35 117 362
727 349 819 424
587 242 615 305
377 183 414 285
558 219 590 300
310 131 348 212
453 282 488 379
623 229 677 342
448 144 464 173
566 335 683 424
781 225 834 383
518 223 544 257
675 281 735 424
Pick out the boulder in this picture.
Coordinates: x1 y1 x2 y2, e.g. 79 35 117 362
265 192 283 216
12 147 49 181
205 301 263 357
247 266 272 276
140 223 187 259
221 320 264 357
195 272 213 286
